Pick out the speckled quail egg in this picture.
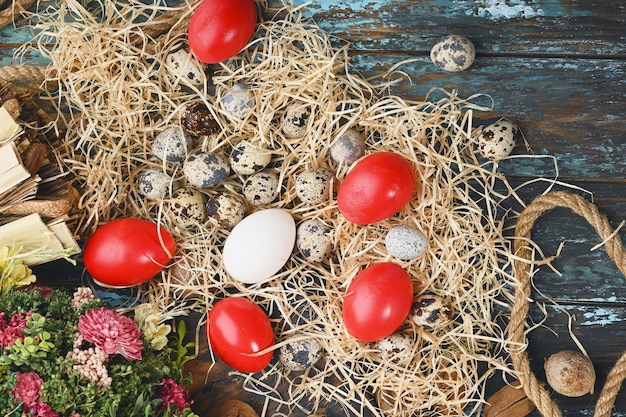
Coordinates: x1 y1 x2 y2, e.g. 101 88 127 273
242 171 279 206
475 118 520 161
152 126 192 162
296 219 332 263
430 35 475 72
183 151 230 188
295 168 335 205
377 332 414 365
181 101 219 136
137 169 179 200
221 83 255 119
166 187 206 228
330 128 366 165
385 225 428 260
205 192 247 229
279 338 323 371
411 294 454 331
229 140 272 175
281 102 311 139
165 47 207 86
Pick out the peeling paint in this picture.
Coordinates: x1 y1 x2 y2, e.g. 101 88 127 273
581 308 622 327
469 1 544 20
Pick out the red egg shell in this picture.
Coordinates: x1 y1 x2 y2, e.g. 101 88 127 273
83 218 176 288
208 297 275 372
342 262 414 342
336 152 417 224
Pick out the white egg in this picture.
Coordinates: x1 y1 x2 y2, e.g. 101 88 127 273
330 128 366 165
229 140 272 175
411 294 454 331
385 225 428 260
137 170 178 200
242 171 279 206
279 338 323 371
430 35 475 72
281 103 310 139
295 168 335 205
475 118 520 161
296 219 332 263
377 332 414 365
221 83 255 119
183 151 230 187
165 48 207 86
222 208 296 284
152 126 191 162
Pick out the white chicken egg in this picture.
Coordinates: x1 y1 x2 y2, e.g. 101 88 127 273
222 208 296 284
475 118 520 161
377 332 414 365
205 192 247 229
221 83 255 119
411 294 454 331
279 338 323 371
166 187 206 228
430 35 475 72
385 225 428 260
330 128 366 165
281 103 311 139
295 168 335 205
229 140 272 175
137 169 178 200
242 171 279 206
165 47 207 86
183 151 230 188
296 219 332 263
152 126 191 163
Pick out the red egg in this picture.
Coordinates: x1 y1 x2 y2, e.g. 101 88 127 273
208 298 275 372
83 218 176 288
336 152 416 224
342 262 414 342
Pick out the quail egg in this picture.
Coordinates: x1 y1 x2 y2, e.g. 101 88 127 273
377 332 414 365
242 171 279 206
281 102 311 139
165 47 207 86
295 168 335 205
181 101 219 136
296 219 332 263
229 140 272 175
279 338 323 371
221 83 255 119
430 34 475 72
385 225 428 260
411 294 454 331
330 128 366 165
205 192 247 229
137 169 179 200
152 126 191 162
183 151 230 188
475 118 520 161
166 187 206 228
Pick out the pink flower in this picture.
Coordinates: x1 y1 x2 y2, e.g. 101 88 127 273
12 372 43 409
25 401 59 417
158 378 192 411
78 308 143 360
0 311 30 347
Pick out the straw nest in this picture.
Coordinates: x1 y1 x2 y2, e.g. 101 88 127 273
29 1 532 415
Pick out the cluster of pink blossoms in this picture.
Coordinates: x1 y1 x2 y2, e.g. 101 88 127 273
12 372 59 417
67 334 112 387
78 307 143 360
0 311 31 347
159 378 192 411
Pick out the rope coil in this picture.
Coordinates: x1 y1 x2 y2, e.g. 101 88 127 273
511 191 626 417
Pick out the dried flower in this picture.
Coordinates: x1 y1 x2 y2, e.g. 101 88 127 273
0 311 30 347
0 246 36 292
158 378 192 411
78 307 143 360
71 287 95 308
67 334 112 387
134 303 172 351
12 372 43 409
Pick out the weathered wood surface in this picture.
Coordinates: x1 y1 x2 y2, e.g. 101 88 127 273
4 0 626 416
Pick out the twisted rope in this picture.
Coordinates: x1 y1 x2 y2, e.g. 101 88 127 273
0 64 49 86
511 191 626 417
0 0 34 30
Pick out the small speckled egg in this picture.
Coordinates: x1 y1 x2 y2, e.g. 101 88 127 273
385 226 428 260
281 103 311 139
221 83 255 119
296 219 332 263
330 128 366 165
279 338 323 371
377 332 414 365
295 168 335 205
242 171 279 206
152 126 191 162
137 170 178 200
205 192 247 229
183 151 230 188
411 294 454 331
430 35 475 72
181 101 219 136
229 140 272 175
167 187 206 228
475 118 520 161
165 48 207 86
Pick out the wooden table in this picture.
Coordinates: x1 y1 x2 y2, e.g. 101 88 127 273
2 1 626 416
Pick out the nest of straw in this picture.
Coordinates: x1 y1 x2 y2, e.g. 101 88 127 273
28 1 530 415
